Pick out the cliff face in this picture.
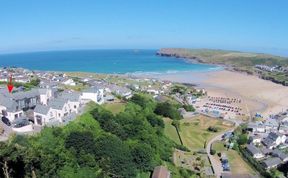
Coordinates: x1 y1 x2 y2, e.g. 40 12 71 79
156 48 203 62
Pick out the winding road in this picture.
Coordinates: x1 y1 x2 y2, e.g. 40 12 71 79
205 117 241 178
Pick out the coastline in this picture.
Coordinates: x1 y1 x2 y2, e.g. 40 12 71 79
145 69 288 118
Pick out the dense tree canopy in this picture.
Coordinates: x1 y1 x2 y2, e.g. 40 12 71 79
0 95 182 178
154 102 182 120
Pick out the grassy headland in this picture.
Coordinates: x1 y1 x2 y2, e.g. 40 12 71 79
157 48 288 85
157 48 288 67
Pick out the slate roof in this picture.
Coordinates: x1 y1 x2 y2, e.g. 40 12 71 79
48 99 67 110
246 144 262 155
83 87 102 93
262 157 282 168
262 137 275 147
12 89 39 100
268 132 281 141
272 149 288 161
59 91 80 102
34 104 51 115
0 88 43 112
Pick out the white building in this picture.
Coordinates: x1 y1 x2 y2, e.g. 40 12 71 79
39 88 53 105
81 87 104 104
34 104 54 125
62 78 76 86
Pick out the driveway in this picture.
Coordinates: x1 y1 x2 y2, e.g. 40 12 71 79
206 118 240 178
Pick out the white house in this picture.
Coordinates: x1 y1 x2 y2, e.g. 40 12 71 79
49 99 70 121
34 91 81 126
0 91 25 122
34 98 70 125
62 78 76 86
34 104 54 126
146 89 159 95
81 87 104 104
59 91 81 114
38 88 53 105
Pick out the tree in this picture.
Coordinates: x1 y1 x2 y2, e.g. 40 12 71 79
94 134 137 178
29 79 40 86
270 168 283 178
146 114 164 128
65 131 95 154
155 102 182 120
170 85 187 95
183 105 195 112
172 120 180 131
130 94 156 111
237 134 248 145
210 149 216 155
131 143 154 171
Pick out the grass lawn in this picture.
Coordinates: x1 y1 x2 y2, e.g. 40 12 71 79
179 115 232 151
103 102 126 114
163 117 181 145
212 141 258 176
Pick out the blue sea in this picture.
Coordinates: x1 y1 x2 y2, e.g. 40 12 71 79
0 50 221 74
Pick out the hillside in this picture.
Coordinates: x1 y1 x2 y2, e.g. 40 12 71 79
156 48 288 68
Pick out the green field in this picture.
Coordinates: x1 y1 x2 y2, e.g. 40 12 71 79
179 115 233 151
163 117 181 145
103 102 126 114
212 141 258 176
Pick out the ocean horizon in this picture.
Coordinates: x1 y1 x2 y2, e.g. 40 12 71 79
0 49 221 74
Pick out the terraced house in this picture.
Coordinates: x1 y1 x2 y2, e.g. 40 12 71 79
0 88 53 122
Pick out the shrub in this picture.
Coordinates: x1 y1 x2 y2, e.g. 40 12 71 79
207 126 218 132
210 149 216 155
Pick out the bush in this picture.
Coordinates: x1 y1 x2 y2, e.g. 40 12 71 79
210 149 216 155
183 105 195 112
175 144 190 152
155 102 182 120
237 134 248 145
207 126 219 132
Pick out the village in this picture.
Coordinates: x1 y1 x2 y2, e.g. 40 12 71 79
1 67 288 178
245 111 288 170
0 67 200 139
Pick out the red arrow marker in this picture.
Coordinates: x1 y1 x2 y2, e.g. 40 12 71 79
7 75 14 93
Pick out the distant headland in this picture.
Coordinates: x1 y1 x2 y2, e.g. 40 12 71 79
156 48 288 86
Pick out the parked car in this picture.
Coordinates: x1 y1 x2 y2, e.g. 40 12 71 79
2 117 11 126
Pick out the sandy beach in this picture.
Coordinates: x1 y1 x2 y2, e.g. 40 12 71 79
151 70 288 118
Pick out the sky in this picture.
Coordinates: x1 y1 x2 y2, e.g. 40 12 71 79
0 0 288 56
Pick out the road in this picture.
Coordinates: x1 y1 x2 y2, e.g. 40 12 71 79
206 117 241 178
